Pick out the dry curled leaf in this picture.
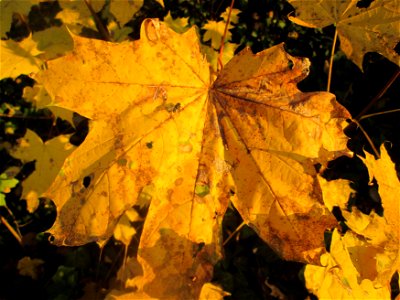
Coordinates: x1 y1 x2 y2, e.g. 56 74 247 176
35 19 350 298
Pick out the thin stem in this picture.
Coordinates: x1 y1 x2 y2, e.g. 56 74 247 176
359 109 400 121
84 0 112 41
327 27 338 92
355 69 400 120
1 216 22 244
352 119 380 158
217 0 235 72
223 221 245 246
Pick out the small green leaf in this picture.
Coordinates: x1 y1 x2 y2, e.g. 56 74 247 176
195 184 210 197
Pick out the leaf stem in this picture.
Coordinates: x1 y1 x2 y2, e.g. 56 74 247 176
217 0 235 72
223 221 245 246
327 26 338 92
359 109 400 121
355 69 400 120
84 0 112 42
352 119 380 158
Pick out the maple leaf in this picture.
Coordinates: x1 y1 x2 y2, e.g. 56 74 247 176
288 0 400 69
11 129 75 212
1 36 43 78
307 145 400 298
35 19 350 298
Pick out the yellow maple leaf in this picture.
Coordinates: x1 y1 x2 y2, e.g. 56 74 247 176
308 145 400 298
288 0 400 69
305 229 391 299
1 36 43 79
109 0 143 26
164 12 189 33
11 129 75 212
35 19 350 298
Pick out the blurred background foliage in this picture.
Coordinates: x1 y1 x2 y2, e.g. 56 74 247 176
0 0 399 299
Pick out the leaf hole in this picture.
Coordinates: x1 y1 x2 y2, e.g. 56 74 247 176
356 0 374 8
48 234 55 244
83 176 91 188
288 59 294 70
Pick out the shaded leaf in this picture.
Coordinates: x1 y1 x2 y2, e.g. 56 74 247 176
288 0 400 69
0 0 39 38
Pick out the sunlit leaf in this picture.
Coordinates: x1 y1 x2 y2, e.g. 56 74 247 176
0 36 42 79
35 19 350 298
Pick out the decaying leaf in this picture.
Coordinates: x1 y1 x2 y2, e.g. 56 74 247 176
288 0 400 69
35 19 350 298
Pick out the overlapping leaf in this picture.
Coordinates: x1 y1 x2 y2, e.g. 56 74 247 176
11 129 75 212
288 0 400 69
306 145 400 298
35 19 350 298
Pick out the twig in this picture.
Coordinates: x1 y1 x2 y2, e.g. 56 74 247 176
223 221 245 246
327 27 338 93
359 109 400 121
84 0 112 42
355 69 400 120
1 215 22 244
217 0 235 72
352 119 380 158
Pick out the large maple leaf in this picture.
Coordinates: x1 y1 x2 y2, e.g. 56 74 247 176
35 19 350 298
288 0 400 69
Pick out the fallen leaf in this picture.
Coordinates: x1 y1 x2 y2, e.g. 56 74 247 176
288 0 400 69
35 19 350 298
